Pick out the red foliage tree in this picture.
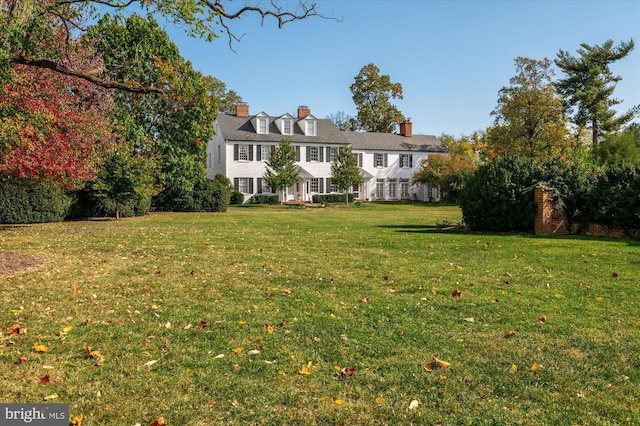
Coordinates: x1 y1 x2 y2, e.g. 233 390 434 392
0 65 115 187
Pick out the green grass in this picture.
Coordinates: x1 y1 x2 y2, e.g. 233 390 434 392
1 203 639 425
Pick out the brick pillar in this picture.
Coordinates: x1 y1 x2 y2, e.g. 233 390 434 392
534 186 568 236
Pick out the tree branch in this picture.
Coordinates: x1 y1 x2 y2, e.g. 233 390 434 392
10 57 163 94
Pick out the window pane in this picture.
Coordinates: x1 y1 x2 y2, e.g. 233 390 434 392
238 145 249 161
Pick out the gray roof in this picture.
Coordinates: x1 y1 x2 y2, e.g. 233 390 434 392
217 114 348 144
216 114 447 153
343 132 447 153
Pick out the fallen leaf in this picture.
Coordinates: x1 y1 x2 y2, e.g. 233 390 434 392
195 319 210 329
70 414 83 425
375 396 385 404
16 356 27 364
359 297 369 304
32 343 49 353
536 316 547 324
62 325 74 333
147 418 165 426
611 272 618 278
510 364 518 372
298 367 312 375
247 350 260 355
7 324 22 337
43 393 58 401
504 330 517 338
409 400 419 410
143 360 158 367
462 317 475 323
85 345 104 366
232 347 243 355
40 375 50 385
213 354 225 359
338 367 355 377
530 364 540 372
424 356 451 371
334 399 345 405
451 289 462 298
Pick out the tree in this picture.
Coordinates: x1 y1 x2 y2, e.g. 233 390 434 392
328 111 357 131
488 57 569 159
89 14 217 200
0 64 115 188
263 139 299 203
330 146 363 205
412 134 478 203
592 122 640 166
555 39 637 146
202 76 243 116
350 63 404 133
1 1 330 93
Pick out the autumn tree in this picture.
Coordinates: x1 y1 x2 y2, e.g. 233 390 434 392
0 65 114 187
202 76 243 116
328 111 357 131
555 39 637 146
412 134 478 203
330 146 362 205
1 0 330 93
263 139 299 203
350 63 404 133
488 57 569 159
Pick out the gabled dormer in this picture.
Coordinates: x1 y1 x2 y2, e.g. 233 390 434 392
275 113 295 136
252 112 270 135
298 114 318 137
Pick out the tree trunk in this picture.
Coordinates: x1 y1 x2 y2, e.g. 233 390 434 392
592 117 599 146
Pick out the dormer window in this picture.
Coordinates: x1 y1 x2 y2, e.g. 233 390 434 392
257 118 268 134
306 120 316 136
283 119 292 135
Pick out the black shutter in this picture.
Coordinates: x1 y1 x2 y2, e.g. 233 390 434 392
233 178 239 191
326 178 331 192
319 146 324 162
234 144 239 161
384 153 388 167
248 178 254 194
319 178 324 194
256 145 262 161
295 146 300 161
359 153 363 167
257 178 263 193
306 146 310 162
409 154 413 168
248 145 254 161
326 147 331 162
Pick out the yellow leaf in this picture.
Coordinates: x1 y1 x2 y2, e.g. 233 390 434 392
433 356 451 368
238 320 246 325
375 397 385 405
511 364 518 372
33 343 49 353
530 364 540 372
306 361 313 368
63 326 74 333
596 297 604 302
44 393 58 401
232 347 243 355
71 413 83 425
334 399 345 405
267 326 275 334
298 367 312 375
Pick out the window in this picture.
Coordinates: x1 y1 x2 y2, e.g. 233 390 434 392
257 178 271 194
234 144 253 161
329 146 340 162
260 145 272 161
388 181 397 199
353 152 363 167
306 146 324 162
400 180 410 199
295 146 301 162
234 177 254 194
283 119 292 135
306 120 316 136
257 118 268 134
328 178 338 193
310 178 320 193
374 153 388 168
375 180 385 199
399 154 413 168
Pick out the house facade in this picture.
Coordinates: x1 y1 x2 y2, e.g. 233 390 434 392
207 104 447 202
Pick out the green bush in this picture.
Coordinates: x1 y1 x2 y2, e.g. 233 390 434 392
247 194 279 204
0 179 72 224
230 190 244 205
312 193 355 203
588 163 640 229
459 154 542 232
69 190 151 218
153 179 230 212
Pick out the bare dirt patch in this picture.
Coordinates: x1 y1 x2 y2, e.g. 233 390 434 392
0 250 45 276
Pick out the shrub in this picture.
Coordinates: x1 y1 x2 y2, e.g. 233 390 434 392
0 178 72 224
230 190 244 205
312 193 355 203
588 163 640 229
153 179 230 212
70 191 151 218
247 194 279 205
459 154 542 232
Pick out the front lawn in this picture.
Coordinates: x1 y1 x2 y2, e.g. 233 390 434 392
1 203 638 425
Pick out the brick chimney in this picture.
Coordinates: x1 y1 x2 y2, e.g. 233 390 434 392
297 106 311 119
399 119 412 137
236 103 249 117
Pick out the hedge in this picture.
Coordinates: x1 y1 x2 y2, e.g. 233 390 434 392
312 193 355 203
247 194 279 204
0 179 73 224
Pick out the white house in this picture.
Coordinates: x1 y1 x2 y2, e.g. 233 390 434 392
207 104 447 202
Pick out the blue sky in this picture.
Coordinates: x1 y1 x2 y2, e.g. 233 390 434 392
166 1 639 136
